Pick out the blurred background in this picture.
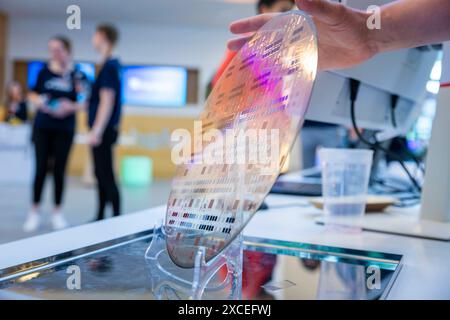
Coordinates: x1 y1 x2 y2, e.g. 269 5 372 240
0 0 441 243
0 0 277 243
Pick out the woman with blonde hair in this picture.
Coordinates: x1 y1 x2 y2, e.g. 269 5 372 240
24 35 87 232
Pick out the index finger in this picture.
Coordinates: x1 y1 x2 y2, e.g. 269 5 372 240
229 13 278 35
227 35 254 51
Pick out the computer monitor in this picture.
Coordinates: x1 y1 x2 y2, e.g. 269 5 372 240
121 65 188 107
304 47 438 139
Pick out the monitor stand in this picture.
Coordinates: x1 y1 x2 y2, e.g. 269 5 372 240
420 88 450 224
377 86 450 239
371 87 450 240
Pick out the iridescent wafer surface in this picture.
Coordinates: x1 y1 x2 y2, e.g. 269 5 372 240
165 11 318 268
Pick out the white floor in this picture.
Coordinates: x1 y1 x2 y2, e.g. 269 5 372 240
0 177 172 245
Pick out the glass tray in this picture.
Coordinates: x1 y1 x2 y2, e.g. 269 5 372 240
0 230 402 300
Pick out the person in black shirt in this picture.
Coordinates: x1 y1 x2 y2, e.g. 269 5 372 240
4 81 28 123
24 36 87 232
88 24 122 220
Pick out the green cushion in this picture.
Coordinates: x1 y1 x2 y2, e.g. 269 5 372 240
121 156 153 186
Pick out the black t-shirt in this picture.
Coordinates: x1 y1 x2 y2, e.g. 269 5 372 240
32 64 87 132
6 101 28 122
88 58 122 130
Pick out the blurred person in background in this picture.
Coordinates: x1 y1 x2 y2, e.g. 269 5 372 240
24 36 87 232
87 24 122 221
4 81 28 123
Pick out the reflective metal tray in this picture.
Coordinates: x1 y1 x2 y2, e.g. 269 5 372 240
0 230 402 300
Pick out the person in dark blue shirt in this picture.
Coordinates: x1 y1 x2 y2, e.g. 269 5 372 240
24 36 87 232
4 81 28 123
88 24 122 220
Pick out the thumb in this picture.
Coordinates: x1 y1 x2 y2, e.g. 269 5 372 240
296 0 345 24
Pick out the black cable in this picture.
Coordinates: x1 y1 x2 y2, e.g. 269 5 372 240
374 135 425 174
349 79 422 193
390 94 399 128
388 94 425 174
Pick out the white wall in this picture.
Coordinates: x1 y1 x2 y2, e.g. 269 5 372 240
7 17 232 108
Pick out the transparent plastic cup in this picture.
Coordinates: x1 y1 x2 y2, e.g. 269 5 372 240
319 148 373 232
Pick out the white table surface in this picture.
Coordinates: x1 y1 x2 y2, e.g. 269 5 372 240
1 194 449 299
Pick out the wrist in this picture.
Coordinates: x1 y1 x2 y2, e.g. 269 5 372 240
359 10 382 60
365 5 394 56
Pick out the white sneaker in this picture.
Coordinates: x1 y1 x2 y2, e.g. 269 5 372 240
23 212 40 232
51 212 69 230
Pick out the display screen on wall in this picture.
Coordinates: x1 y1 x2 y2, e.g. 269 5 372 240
27 61 96 89
121 65 188 107
27 61 45 89
75 62 96 82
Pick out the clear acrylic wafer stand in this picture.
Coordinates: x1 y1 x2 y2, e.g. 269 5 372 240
144 221 243 300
